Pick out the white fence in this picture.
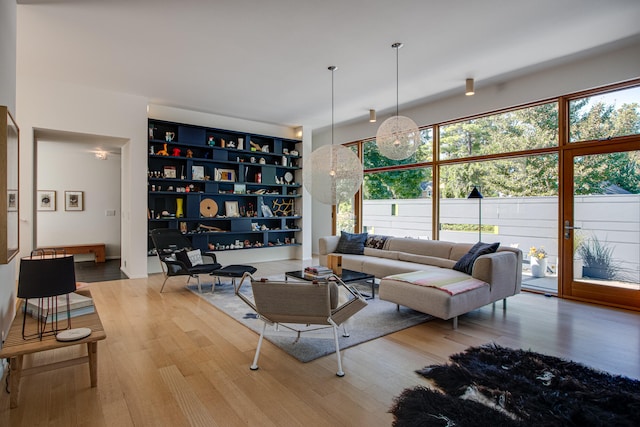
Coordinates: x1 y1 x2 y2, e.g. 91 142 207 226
363 194 640 281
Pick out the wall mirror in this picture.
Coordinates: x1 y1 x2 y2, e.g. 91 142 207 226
1 106 19 263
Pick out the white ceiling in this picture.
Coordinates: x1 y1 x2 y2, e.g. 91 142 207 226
16 0 640 130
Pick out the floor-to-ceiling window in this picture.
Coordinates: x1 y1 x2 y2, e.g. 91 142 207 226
339 80 640 310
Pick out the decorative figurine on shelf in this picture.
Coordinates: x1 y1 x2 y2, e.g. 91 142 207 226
165 132 175 142
207 136 215 146
156 144 169 156
261 145 269 153
221 138 226 148
227 141 236 148
186 149 193 158
250 140 261 151
238 138 244 150
172 147 181 157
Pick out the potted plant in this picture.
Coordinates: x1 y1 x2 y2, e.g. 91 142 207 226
578 236 617 280
529 246 548 278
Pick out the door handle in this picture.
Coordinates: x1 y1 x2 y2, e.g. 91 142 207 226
564 220 581 239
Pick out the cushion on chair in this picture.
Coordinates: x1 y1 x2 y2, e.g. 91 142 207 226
453 242 500 275
175 249 203 267
335 231 368 254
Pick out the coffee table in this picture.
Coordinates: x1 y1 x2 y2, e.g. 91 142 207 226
285 269 377 299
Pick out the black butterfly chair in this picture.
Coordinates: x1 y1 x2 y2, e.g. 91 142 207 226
150 229 222 293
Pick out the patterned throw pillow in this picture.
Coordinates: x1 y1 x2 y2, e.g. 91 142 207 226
175 249 203 267
453 242 500 275
335 231 368 255
365 234 389 250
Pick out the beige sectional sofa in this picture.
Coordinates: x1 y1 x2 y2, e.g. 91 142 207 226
319 235 522 328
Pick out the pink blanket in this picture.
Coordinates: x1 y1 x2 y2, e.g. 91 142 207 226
385 270 487 296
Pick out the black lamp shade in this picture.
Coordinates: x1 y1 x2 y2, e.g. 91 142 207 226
467 186 483 199
18 255 76 299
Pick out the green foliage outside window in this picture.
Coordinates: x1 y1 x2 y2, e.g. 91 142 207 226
362 91 640 200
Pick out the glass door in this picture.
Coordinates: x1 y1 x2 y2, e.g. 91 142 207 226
561 143 640 309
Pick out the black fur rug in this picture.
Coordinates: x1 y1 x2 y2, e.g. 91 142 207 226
390 344 640 426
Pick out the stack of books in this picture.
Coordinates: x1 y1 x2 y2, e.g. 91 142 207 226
303 265 333 279
24 292 95 323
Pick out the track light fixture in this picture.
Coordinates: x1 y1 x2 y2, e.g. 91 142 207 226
465 78 475 96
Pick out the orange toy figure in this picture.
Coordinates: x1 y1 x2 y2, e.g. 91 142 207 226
172 147 181 156
156 143 169 156
186 149 193 158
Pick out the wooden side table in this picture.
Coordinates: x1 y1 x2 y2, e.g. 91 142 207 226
0 290 106 408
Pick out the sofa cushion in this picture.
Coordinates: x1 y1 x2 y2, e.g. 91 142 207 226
335 231 368 254
363 247 399 260
386 238 454 259
398 252 457 269
365 234 390 250
453 242 500 275
175 248 203 267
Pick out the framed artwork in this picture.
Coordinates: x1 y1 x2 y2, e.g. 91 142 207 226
163 166 177 178
7 190 17 212
233 183 246 194
225 201 239 217
65 191 84 211
37 190 56 211
192 165 205 180
215 168 236 182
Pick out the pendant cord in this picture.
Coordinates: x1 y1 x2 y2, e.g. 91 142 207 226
396 45 399 118
332 67 335 145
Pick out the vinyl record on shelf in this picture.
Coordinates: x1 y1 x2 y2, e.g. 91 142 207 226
200 198 218 217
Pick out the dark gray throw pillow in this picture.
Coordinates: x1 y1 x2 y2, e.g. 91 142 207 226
335 231 368 255
453 242 500 275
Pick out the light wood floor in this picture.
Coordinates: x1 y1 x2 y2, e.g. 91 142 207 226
1 258 639 426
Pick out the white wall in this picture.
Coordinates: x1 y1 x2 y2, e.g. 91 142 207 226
16 77 149 279
310 39 640 253
0 0 17 345
36 140 121 259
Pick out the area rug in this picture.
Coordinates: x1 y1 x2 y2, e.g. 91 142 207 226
187 277 431 362
390 343 640 426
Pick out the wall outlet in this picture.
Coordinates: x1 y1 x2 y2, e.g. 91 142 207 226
105 209 116 216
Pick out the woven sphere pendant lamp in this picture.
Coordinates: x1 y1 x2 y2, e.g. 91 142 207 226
303 66 363 205
375 42 420 160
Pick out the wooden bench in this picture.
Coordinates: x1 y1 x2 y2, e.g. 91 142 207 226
38 244 106 263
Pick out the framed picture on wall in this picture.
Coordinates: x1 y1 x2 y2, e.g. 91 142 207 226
7 190 17 212
65 191 84 211
37 190 56 211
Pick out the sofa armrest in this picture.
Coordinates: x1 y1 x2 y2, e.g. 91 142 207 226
319 235 341 266
472 250 522 300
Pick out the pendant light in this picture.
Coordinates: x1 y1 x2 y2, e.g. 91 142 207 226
375 42 420 160
303 66 363 205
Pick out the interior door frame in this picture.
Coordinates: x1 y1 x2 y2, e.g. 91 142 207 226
560 137 640 310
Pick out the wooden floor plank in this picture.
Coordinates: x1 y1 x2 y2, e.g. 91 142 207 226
1 258 639 426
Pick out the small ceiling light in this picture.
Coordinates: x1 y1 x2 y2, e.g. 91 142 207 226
376 42 420 160
369 109 377 123
465 78 475 96
95 151 108 160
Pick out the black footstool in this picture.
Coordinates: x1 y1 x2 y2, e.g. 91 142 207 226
211 265 257 286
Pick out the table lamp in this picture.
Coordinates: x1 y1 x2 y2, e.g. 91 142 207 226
18 253 77 340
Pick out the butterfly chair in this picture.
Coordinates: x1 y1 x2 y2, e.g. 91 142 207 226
235 274 368 377
150 229 222 293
